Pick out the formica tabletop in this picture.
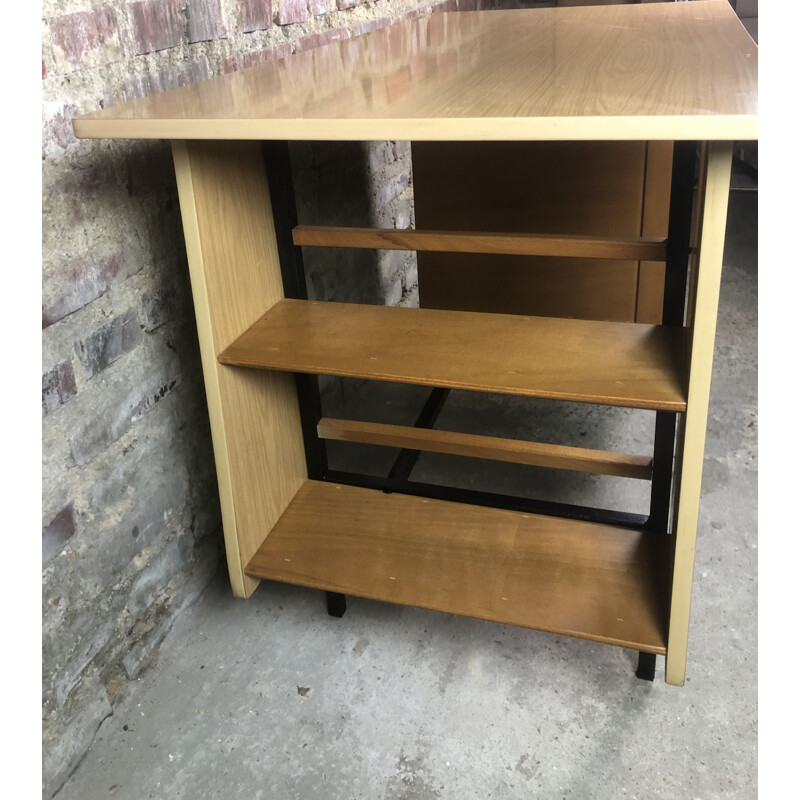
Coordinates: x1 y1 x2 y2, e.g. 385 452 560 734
73 1 757 142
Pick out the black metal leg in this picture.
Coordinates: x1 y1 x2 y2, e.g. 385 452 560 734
326 591 346 618
262 140 328 482
635 651 656 681
648 411 677 532
646 141 698 533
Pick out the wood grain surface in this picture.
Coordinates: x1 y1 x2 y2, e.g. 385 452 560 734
74 3 757 141
218 299 688 411
293 226 667 262
172 141 307 598
413 141 649 321
635 141 674 323
245 481 669 653
665 141 733 686
317 417 653 479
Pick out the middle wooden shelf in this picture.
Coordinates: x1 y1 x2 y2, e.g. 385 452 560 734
219 299 687 411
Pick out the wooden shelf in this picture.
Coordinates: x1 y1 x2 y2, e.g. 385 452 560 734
219 299 687 411
245 481 669 653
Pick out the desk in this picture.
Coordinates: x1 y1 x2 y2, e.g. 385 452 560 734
74 1 757 686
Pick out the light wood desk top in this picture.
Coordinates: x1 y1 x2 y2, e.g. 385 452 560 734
73 1 757 142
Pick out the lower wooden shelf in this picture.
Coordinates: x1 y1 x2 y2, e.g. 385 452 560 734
245 480 670 653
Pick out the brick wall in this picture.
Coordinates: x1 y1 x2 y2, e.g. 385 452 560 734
41 0 494 795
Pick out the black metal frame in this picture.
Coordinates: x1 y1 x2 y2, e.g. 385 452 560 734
387 387 450 482
263 141 328 481
262 139 696 536
646 141 697 534
327 467 648 528
262 141 697 675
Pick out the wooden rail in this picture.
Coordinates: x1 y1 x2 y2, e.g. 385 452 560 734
292 225 667 262
317 418 653 480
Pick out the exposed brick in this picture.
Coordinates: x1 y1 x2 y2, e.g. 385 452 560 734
49 8 123 72
240 0 272 32
368 141 393 173
337 0 361 8
395 204 411 230
352 17 392 37
69 352 181 466
107 73 160 105
243 44 294 68
127 1 184 55
82 442 188 593
42 103 79 153
377 170 409 208
308 0 333 15
42 251 140 328
43 361 78 417
297 27 350 53
46 160 118 225
224 50 253 72
272 43 295 61
187 0 227 43
43 503 77 566
141 283 182 331
162 60 212 91
103 50 212 107
125 144 175 198
76 309 143 378
276 0 308 25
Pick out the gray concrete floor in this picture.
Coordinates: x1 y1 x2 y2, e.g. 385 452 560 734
58 188 757 799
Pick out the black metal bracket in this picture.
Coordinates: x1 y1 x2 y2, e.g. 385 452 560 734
326 591 347 618
732 153 757 182
386 387 450 483
635 651 657 681
326 468 648 529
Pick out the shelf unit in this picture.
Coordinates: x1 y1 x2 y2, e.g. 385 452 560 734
73 1 757 686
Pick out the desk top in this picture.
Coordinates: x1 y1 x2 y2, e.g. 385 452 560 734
73 1 757 142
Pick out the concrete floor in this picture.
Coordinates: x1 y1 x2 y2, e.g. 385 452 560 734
57 188 757 799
